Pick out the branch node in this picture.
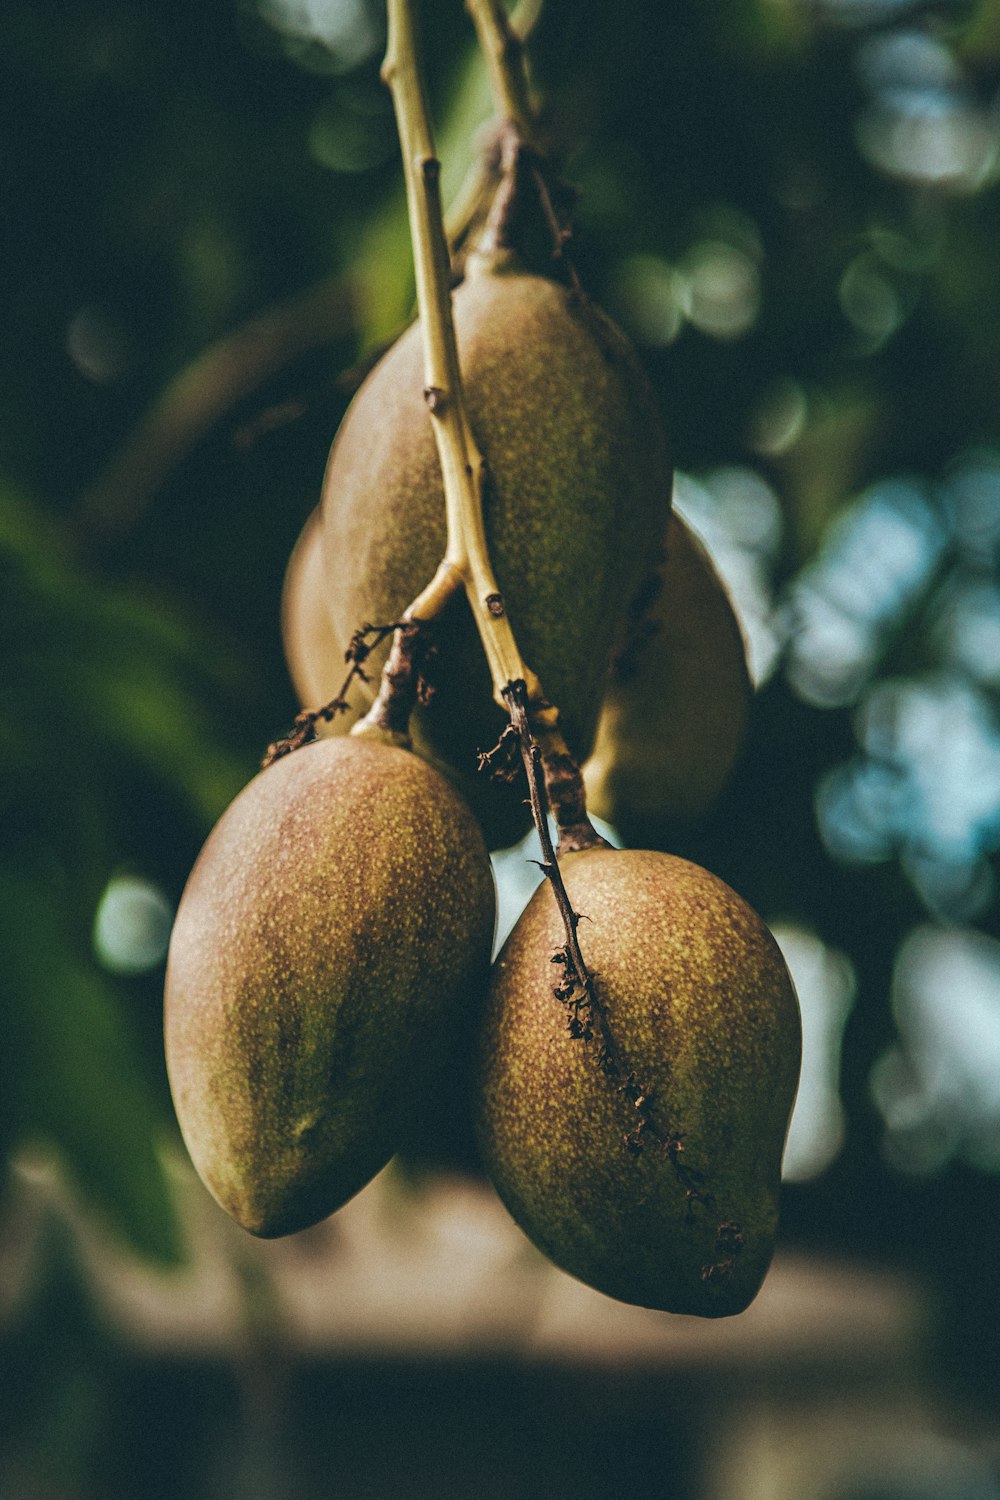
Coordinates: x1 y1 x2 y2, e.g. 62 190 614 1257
476 721 523 782
261 621 406 766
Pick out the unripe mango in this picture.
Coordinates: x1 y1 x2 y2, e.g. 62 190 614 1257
165 736 495 1236
585 512 751 830
280 507 358 736
476 846 800 1315
320 256 670 838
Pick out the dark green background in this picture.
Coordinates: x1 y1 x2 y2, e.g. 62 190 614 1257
3 1 1000 1494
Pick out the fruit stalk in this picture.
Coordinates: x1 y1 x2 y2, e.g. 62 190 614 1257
466 0 536 142
505 679 606 945
505 682 647 1116
381 0 538 706
445 1 546 266
377 0 603 841
267 621 404 764
379 0 611 826
466 0 581 294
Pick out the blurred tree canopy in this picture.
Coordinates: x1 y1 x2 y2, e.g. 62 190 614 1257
4 0 1000 1412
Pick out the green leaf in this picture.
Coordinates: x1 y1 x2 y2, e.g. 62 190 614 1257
0 487 249 839
1 869 183 1266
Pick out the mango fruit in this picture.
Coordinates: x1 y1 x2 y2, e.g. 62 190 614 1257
476 845 800 1315
585 512 751 830
320 254 670 839
165 735 495 1236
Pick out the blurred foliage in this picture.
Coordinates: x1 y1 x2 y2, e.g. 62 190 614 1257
0 483 252 1259
4 0 1000 1438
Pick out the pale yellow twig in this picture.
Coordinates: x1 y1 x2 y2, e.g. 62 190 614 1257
466 0 536 141
381 0 541 708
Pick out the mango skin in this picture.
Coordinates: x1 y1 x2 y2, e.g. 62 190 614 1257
164 736 495 1236
280 507 358 735
476 847 800 1315
320 261 669 835
585 512 752 829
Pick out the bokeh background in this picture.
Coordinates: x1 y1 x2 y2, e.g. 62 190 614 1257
3 0 1000 1495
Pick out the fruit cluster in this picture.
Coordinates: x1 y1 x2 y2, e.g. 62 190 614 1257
165 0 800 1317
164 238 801 1318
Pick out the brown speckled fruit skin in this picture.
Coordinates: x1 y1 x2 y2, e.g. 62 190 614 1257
585 512 752 828
164 736 495 1237
320 261 669 845
476 847 800 1315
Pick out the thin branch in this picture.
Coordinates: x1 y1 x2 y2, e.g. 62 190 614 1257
349 562 462 742
526 159 583 294
447 0 546 266
381 0 543 710
359 620 434 741
73 276 353 552
263 622 403 765
504 681 623 1081
443 152 496 256
539 746 603 854
466 0 536 142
